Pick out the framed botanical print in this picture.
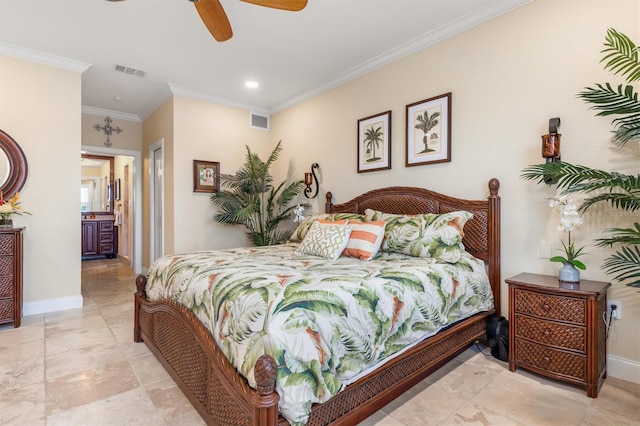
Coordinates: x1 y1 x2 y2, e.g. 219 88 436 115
406 92 451 167
357 110 392 173
193 160 220 193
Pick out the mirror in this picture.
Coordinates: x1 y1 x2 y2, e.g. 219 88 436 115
81 154 114 214
0 129 29 199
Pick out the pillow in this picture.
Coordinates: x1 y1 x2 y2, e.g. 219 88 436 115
295 221 352 260
289 213 365 242
416 211 473 262
364 208 473 263
364 209 423 254
342 220 386 260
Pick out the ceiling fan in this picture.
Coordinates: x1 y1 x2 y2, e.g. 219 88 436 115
106 0 308 42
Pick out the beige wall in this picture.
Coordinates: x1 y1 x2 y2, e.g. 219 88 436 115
171 96 272 254
0 55 82 309
270 0 640 368
81 114 142 151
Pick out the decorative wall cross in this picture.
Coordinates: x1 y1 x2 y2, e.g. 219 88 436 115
93 116 122 147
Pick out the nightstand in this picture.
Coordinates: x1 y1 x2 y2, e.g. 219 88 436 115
506 273 610 397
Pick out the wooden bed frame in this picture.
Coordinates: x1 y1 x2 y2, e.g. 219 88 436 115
134 178 501 425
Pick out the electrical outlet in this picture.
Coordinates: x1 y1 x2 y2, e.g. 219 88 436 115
540 241 551 259
608 300 622 320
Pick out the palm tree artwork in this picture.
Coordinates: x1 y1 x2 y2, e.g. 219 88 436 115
415 109 440 153
363 123 384 162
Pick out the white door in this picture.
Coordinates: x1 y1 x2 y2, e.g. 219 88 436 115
150 140 164 264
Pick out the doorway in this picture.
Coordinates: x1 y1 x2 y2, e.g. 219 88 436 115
81 145 143 274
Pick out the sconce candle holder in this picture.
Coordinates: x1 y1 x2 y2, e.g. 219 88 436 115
541 117 561 184
304 163 319 199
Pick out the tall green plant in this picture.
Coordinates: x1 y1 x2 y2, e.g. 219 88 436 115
210 141 308 246
521 28 640 287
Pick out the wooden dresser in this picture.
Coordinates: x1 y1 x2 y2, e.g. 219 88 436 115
0 228 24 328
82 219 118 259
506 273 609 397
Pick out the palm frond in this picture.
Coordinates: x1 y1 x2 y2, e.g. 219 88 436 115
601 246 640 287
601 28 640 82
595 223 640 247
577 83 640 145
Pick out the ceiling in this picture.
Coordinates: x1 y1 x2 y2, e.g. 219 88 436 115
1 0 531 121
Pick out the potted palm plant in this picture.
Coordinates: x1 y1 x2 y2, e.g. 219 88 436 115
210 141 308 246
521 28 640 287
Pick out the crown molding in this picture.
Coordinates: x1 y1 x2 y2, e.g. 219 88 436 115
168 83 268 116
82 106 141 122
270 0 533 114
0 43 91 73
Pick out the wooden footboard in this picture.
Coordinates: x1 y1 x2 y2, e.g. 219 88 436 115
135 275 280 425
135 275 491 426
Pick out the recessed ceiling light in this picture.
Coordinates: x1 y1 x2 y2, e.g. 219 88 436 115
245 81 259 89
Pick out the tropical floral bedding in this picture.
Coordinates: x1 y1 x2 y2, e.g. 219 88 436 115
145 243 494 425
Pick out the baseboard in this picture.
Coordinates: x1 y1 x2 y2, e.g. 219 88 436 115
608 354 640 384
23 295 83 316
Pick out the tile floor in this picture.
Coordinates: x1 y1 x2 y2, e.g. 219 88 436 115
1 258 638 426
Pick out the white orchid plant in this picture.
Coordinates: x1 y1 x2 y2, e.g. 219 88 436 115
548 196 587 270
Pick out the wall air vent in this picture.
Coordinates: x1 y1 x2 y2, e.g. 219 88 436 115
114 64 146 77
250 112 270 131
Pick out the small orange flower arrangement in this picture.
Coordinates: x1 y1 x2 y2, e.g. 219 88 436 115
0 192 31 220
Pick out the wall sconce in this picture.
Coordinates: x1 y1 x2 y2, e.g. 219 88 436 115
304 163 319 199
541 117 561 184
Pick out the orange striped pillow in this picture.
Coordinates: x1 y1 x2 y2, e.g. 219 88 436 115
342 221 386 260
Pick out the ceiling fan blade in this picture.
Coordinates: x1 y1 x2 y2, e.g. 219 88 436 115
240 0 308 12
194 0 233 42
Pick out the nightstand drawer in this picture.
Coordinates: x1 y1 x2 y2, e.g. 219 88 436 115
515 314 585 352
515 339 586 381
0 234 15 255
0 276 12 298
514 289 585 325
0 298 13 321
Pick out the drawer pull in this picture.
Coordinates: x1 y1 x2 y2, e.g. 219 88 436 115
542 303 551 311
543 355 551 365
543 329 551 338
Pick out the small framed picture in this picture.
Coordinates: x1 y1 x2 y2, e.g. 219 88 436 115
406 92 451 167
357 110 392 173
193 160 220 193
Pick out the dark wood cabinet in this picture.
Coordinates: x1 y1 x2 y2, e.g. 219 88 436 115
0 228 24 328
506 273 609 397
82 220 118 258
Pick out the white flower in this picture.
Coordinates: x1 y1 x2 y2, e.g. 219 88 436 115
0 204 14 214
293 204 305 223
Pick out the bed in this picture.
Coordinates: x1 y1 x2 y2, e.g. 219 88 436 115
134 178 501 425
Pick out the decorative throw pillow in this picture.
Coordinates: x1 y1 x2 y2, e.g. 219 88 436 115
417 211 473 262
289 213 365 242
342 220 386 260
364 209 424 254
296 221 352 260
364 208 473 263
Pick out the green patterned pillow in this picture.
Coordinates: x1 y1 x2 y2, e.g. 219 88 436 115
295 221 352 260
415 211 473 262
364 209 473 262
289 212 365 242
364 209 424 254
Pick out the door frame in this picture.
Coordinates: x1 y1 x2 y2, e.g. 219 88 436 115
81 145 142 274
149 139 164 266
